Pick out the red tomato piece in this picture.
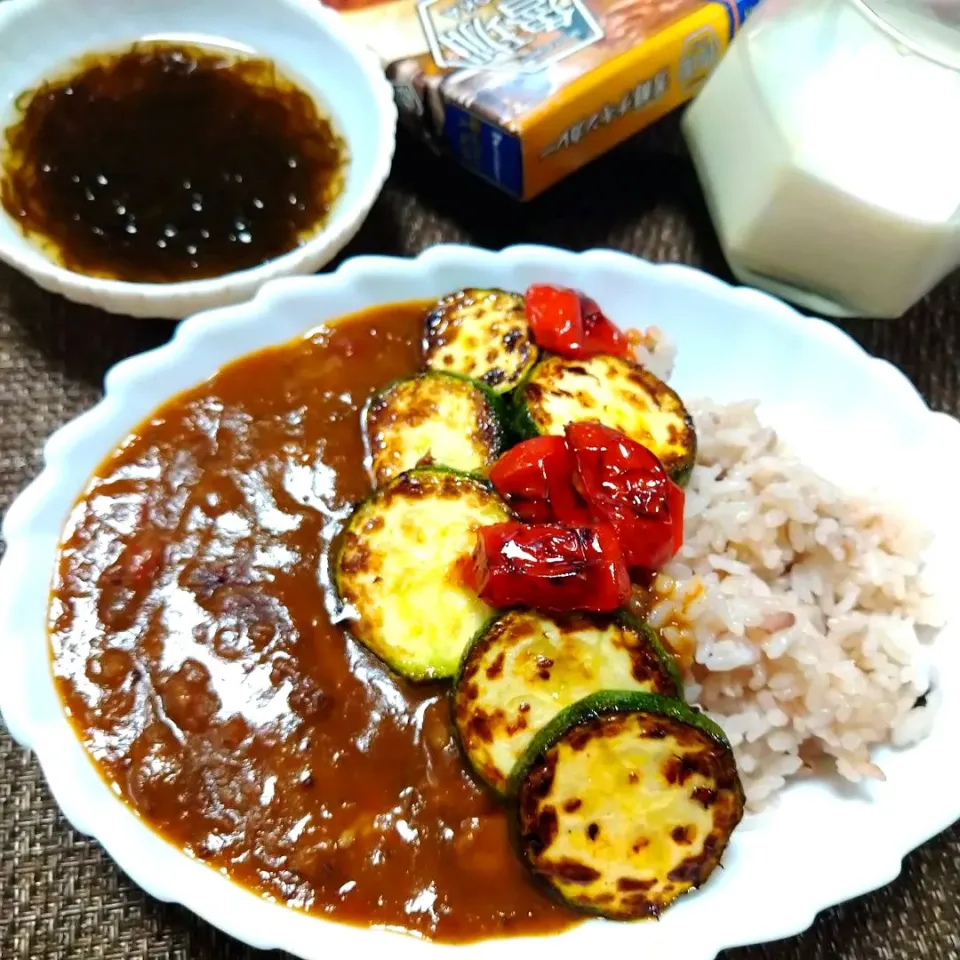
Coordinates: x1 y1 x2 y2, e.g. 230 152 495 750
666 474 685 558
468 522 630 613
579 296 630 358
488 436 591 524
525 285 631 360
525 284 585 357
566 421 684 571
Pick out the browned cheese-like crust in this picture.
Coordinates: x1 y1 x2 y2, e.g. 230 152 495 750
336 469 509 679
364 374 501 485
515 710 743 918
455 611 679 793
522 353 696 482
422 289 538 394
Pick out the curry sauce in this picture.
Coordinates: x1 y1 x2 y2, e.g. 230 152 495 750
49 303 575 941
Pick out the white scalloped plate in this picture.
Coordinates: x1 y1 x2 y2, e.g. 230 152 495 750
2 245 959 960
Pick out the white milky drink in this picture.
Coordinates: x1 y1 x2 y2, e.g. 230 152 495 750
683 0 960 319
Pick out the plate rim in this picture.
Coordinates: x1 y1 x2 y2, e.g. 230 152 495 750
2 242 959 960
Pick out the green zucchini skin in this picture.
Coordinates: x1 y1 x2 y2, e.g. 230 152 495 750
513 353 697 485
422 288 539 395
363 371 508 486
334 467 511 681
453 611 682 796
510 691 744 920
619 612 684 693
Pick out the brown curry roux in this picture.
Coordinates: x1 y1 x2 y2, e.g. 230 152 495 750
49 303 573 941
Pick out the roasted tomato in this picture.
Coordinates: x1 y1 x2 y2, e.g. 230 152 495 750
524 285 630 360
488 436 591 524
524 285 582 357
467 522 630 613
566 421 684 571
579 295 629 357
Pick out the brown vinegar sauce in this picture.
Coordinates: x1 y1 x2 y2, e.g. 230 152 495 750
0 42 347 283
49 303 576 942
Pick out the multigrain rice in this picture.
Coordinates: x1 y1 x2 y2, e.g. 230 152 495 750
635 333 943 810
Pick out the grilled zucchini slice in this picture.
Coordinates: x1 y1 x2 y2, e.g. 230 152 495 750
423 288 539 394
515 353 696 484
364 372 507 486
454 611 681 795
335 468 511 680
511 691 744 919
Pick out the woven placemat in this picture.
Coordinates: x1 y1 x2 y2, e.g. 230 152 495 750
1 122 958 959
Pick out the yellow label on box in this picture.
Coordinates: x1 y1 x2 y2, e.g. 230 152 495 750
337 0 759 199
521 5 732 196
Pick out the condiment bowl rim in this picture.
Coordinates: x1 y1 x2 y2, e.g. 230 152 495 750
0 0 397 319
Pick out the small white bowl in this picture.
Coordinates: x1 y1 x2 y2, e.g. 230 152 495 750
0 0 397 319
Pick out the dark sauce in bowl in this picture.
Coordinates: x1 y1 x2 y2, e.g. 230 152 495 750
49 303 576 942
0 42 347 284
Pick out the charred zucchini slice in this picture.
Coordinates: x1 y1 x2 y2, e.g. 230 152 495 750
335 468 511 680
511 691 744 919
363 372 507 486
515 353 696 484
423 288 539 394
454 611 681 795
